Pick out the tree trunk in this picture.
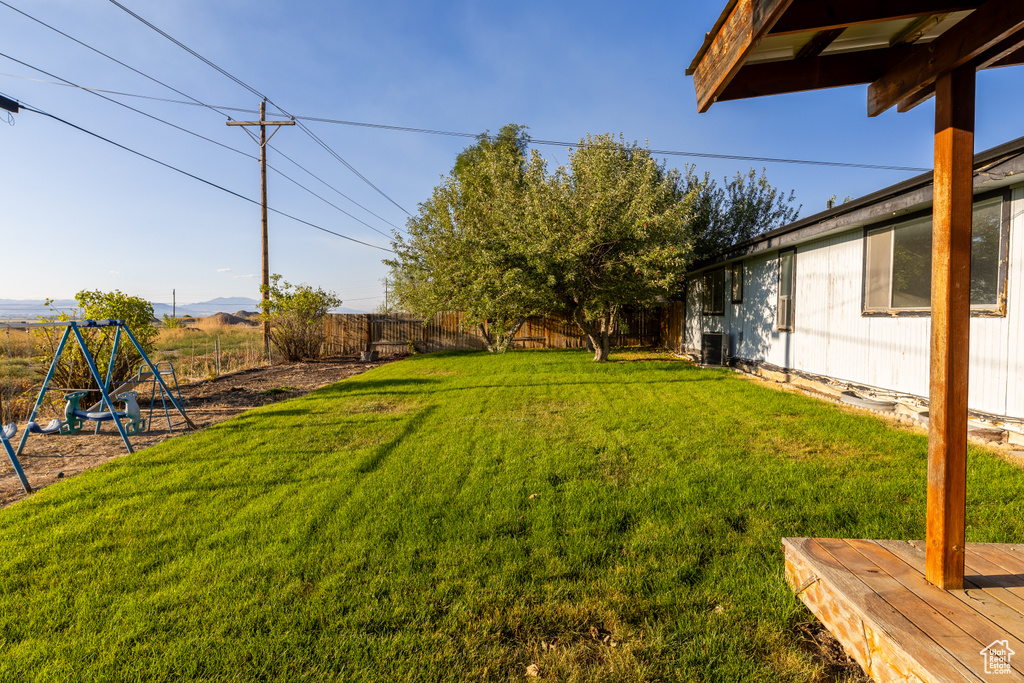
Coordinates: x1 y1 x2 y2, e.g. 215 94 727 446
477 323 496 353
494 317 526 353
572 308 608 362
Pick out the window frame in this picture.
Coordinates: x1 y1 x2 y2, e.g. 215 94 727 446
702 268 726 316
777 249 796 332
731 261 743 303
860 188 1010 318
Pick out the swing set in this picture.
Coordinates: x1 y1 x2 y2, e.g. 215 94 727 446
1 319 194 494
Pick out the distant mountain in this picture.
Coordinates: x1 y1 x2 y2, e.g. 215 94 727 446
0 297 371 320
0 299 77 320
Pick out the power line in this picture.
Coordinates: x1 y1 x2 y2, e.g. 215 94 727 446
0 2 404 230
104 0 413 214
0 52 256 161
0 0 236 121
266 156 394 238
105 0 266 101
268 144 403 231
11 97 394 253
0 72 401 234
0 54 398 239
0 73 929 173
0 69 931 173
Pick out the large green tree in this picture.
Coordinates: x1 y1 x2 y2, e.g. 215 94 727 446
539 134 695 361
388 125 798 362
686 167 800 261
387 124 554 352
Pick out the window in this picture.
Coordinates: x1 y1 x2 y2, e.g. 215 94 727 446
702 268 725 315
863 193 1008 314
731 262 743 303
777 249 795 331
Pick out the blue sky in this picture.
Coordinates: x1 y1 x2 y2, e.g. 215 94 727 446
2 1 1022 311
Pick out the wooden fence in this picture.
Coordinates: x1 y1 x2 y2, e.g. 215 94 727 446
323 304 683 357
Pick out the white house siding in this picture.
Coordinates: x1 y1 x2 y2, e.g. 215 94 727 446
687 184 1024 420
1001 184 1024 418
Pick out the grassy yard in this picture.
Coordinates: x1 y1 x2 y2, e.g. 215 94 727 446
0 350 1020 682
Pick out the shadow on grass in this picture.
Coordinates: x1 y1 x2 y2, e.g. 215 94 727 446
312 377 440 398
355 404 437 474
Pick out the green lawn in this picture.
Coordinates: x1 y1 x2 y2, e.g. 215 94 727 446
1 350 1020 682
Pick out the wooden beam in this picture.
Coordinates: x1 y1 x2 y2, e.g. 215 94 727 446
769 0 980 35
868 0 1024 117
717 48 908 102
926 65 974 592
897 26 1024 112
991 43 1024 67
795 28 845 59
974 25 1024 67
897 83 935 112
692 0 796 112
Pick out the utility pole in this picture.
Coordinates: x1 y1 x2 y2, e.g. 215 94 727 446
172 289 176 318
227 101 294 356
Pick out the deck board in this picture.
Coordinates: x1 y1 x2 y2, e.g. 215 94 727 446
784 538 1024 682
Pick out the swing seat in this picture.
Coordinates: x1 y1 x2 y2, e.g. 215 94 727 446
62 391 145 436
25 419 64 435
2 423 15 441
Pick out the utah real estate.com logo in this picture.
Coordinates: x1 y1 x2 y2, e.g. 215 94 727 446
981 640 1015 675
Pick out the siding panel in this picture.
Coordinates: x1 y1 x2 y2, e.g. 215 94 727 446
687 182 1024 420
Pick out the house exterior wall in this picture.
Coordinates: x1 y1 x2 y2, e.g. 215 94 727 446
686 184 1024 421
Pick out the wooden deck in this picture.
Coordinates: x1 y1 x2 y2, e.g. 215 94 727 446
783 538 1024 682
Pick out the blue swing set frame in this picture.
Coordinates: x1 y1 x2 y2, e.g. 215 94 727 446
2 319 193 494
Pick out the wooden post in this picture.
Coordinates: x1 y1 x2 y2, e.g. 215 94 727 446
926 65 975 590
259 100 270 356
226 103 294 357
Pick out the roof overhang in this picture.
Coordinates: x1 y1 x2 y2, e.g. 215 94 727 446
688 135 1024 271
688 0 1024 114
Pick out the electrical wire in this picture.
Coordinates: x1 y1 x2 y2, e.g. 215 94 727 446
0 0 237 121
268 146 401 233
0 66 399 236
104 0 413 214
0 4 404 232
0 53 392 238
0 71 931 173
0 51 256 161
14 99 395 253
105 0 265 101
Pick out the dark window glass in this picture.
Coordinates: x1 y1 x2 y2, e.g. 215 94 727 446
731 262 743 303
702 268 725 316
863 196 1004 311
891 216 931 308
777 250 795 330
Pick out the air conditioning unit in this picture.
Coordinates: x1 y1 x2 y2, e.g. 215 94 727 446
701 332 729 366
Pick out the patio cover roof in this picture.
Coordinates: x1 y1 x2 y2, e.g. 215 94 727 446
688 0 1024 591
687 0 1024 114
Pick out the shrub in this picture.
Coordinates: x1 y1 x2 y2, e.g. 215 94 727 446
32 290 156 406
162 314 185 329
260 274 341 362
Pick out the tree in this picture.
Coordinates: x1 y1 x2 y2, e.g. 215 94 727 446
260 274 342 361
686 168 800 262
539 134 695 361
387 124 554 352
33 289 157 403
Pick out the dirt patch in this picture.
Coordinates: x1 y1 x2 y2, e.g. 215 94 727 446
0 355 402 508
203 312 256 326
